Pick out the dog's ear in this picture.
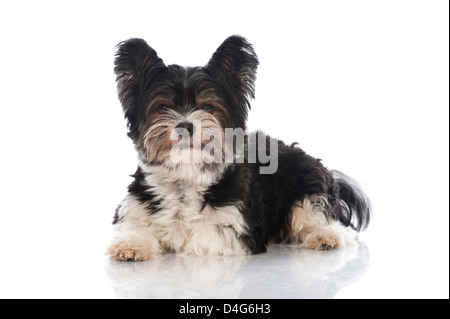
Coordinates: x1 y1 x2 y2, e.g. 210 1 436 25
114 38 166 139
206 36 259 126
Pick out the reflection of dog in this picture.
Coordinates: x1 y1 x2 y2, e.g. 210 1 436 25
106 255 249 299
105 244 370 299
107 36 371 261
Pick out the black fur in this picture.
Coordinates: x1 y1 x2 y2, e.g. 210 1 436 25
205 35 258 129
127 168 163 213
202 134 349 253
112 35 371 254
114 38 166 141
333 170 372 231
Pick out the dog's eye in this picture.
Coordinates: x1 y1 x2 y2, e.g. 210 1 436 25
158 104 170 113
201 104 214 112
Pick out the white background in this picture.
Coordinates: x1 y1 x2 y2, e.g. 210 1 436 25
0 0 448 299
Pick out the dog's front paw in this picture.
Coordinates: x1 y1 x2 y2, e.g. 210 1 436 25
107 242 153 261
302 228 344 251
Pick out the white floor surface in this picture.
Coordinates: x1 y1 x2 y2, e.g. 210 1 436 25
105 243 370 299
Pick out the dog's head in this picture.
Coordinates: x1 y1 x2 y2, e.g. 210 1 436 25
114 36 258 169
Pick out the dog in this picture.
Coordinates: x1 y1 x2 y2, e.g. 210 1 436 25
107 35 371 261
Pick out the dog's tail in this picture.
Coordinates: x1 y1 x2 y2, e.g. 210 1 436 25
332 170 372 231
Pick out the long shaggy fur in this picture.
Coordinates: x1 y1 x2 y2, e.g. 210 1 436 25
107 35 372 261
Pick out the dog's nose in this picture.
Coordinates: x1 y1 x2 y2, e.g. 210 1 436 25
175 122 194 136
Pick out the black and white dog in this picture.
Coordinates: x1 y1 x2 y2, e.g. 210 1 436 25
107 36 371 261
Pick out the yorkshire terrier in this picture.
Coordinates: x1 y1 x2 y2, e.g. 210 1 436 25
107 36 371 261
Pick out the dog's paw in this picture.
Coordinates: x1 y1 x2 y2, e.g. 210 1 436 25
302 228 344 251
107 242 153 261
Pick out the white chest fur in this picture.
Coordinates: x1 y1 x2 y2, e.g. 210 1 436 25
122 164 250 256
